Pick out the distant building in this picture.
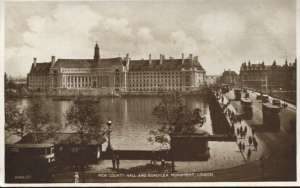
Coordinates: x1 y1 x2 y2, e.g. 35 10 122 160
11 78 27 86
206 75 219 86
239 60 296 92
219 70 239 86
27 43 207 95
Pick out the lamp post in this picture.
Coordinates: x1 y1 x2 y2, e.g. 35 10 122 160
107 120 112 151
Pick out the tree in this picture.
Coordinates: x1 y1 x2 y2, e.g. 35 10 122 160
65 97 104 182
5 97 59 142
149 92 206 148
25 96 58 143
5 101 30 138
65 98 104 137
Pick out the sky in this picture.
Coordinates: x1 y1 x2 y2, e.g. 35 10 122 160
4 0 297 77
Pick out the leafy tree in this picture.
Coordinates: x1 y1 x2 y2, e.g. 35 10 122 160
149 92 206 148
5 97 58 142
65 97 104 182
5 101 29 138
65 98 104 138
25 96 59 142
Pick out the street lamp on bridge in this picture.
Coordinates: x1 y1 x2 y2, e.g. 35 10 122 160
107 120 112 152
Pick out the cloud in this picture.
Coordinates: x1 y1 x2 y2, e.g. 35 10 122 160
103 18 133 38
170 30 199 54
5 1 296 77
195 11 246 45
5 4 102 76
137 27 154 42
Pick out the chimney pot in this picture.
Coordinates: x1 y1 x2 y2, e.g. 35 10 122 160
193 56 198 63
160 54 163 65
33 57 37 67
149 54 152 65
51 56 55 64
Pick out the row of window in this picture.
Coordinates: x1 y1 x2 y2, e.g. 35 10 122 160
128 83 183 87
129 72 182 75
129 87 182 91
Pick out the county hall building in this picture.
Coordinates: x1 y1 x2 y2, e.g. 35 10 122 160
27 43 206 95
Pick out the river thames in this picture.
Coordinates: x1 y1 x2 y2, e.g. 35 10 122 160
10 96 212 150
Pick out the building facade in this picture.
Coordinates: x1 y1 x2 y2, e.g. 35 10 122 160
27 44 206 95
218 70 239 86
205 75 219 86
239 60 296 92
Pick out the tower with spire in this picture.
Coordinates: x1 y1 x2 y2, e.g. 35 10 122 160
94 43 100 62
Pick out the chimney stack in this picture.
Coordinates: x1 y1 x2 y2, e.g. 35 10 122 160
51 56 55 65
33 57 37 66
149 53 152 65
160 54 164 65
193 56 198 63
125 53 130 69
189 53 193 60
181 53 184 64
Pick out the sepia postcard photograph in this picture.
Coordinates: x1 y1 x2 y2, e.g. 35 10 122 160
1 0 299 186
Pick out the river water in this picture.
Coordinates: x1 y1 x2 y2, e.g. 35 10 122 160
10 96 212 150
9 96 249 170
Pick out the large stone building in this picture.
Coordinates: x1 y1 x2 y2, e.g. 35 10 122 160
239 60 297 92
218 70 239 86
27 44 206 95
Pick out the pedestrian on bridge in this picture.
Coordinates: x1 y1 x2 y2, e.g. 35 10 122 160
253 137 258 151
248 136 253 146
150 151 156 165
242 142 245 152
240 127 244 139
238 142 242 151
116 155 120 170
247 148 252 160
116 154 120 171
112 154 116 170
74 171 79 183
161 158 166 168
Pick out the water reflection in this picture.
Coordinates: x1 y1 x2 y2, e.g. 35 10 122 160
8 96 211 150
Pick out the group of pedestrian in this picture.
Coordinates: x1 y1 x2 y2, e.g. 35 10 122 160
248 135 258 151
215 87 261 162
238 141 246 152
237 126 247 139
282 102 288 109
238 141 254 160
225 108 242 127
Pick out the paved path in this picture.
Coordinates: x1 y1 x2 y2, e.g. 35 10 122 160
218 92 266 163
